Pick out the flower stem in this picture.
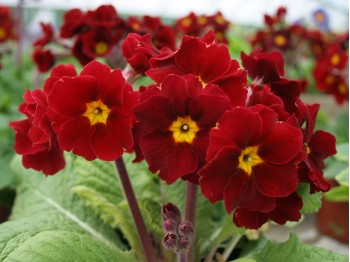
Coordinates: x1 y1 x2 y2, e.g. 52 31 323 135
222 235 242 260
177 252 187 262
184 181 198 262
115 156 157 262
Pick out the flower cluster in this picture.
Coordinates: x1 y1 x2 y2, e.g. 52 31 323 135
175 11 230 43
13 19 337 229
31 5 233 73
0 5 16 69
313 35 349 104
250 6 349 104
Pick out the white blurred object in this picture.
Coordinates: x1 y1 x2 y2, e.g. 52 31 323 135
0 0 348 31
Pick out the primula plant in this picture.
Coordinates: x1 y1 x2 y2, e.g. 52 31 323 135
2 4 348 262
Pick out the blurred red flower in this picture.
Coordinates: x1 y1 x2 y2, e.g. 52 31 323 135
32 49 55 73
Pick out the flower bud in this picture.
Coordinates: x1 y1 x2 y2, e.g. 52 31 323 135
178 221 194 239
161 203 181 224
178 237 191 253
163 218 178 233
162 232 178 250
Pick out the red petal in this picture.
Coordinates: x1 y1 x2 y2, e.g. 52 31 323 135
57 117 96 160
189 93 231 128
134 95 174 131
309 130 336 159
49 76 99 117
269 192 302 224
254 163 298 197
259 122 302 164
233 208 269 229
22 147 65 175
90 124 124 161
199 146 240 202
224 169 276 213
175 38 231 83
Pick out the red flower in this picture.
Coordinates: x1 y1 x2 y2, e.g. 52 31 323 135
313 42 348 104
241 49 285 83
199 106 302 215
72 35 93 66
296 100 336 193
33 49 55 73
60 8 87 38
47 61 139 161
133 74 231 184
122 33 171 75
81 27 118 58
9 89 65 175
85 5 122 29
33 22 54 47
233 192 302 229
147 32 248 106
0 6 15 42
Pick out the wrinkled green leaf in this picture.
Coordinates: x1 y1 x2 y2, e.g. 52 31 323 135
3 230 136 262
252 233 348 262
297 183 322 214
5 154 126 252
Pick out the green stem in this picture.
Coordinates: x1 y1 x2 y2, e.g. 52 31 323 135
222 235 243 260
184 182 198 262
115 156 157 262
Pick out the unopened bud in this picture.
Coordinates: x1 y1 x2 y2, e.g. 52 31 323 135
178 221 194 239
162 232 178 250
161 203 181 224
178 237 191 252
163 218 178 233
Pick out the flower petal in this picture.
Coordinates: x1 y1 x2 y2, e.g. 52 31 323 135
254 162 298 197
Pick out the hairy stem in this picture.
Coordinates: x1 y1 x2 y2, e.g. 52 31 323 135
177 252 187 262
184 182 198 262
115 156 157 262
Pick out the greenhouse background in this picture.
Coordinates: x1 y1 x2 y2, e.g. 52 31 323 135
0 0 348 261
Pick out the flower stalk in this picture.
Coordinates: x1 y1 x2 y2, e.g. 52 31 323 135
115 156 157 262
184 181 198 262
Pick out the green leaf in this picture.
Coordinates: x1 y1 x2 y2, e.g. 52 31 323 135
297 183 322 214
252 233 348 262
335 167 349 186
334 143 349 163
231 258 256 262
7 154 125 250
3 230 136 262
324 185 349 202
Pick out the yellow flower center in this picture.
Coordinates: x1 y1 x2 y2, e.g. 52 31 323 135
338 83 347 95
306 146 311 154
169 116 199 144
315 12 325 23
215 31 224 42
0 27 6 40
95 41 108 55
325 75 334 84
274 35 287 46
181 18 192 27
215 15 226 25
330 53 340 66
83 99 111 125
132 23 140 30
238 146 264 176
197 16 207 25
